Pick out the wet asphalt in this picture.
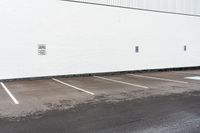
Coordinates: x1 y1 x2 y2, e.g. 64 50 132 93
1 91 200 133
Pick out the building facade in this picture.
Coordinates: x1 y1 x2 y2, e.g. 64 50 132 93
73 0 200 16
0 0 200 80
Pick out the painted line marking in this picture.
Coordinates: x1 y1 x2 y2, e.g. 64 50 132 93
52 78 95 95
0 82 19 105
94 76 149 89
185 76 200 81
128 74 188 84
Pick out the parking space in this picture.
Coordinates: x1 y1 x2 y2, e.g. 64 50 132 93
1 69 200 118
0 79 93 117
56 76 146 95
129 71 188 82
104 74 186 88
52 78 95 95
94 74 195 95
175 70 200 82
0 84 14 104
126 71 200 93
177 69 200 75
140 71 200 84
6 79 92 102
0 83 20 117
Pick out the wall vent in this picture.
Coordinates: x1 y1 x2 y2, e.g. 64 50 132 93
38 44 47 55
184 45 187 51
135 46 139 53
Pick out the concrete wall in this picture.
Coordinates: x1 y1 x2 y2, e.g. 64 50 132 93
0 0 200 80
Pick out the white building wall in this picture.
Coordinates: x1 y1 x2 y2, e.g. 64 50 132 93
0 0 200 80
77 0 200 15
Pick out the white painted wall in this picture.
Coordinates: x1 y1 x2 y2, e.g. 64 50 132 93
77 0 200 16
0 0 200 80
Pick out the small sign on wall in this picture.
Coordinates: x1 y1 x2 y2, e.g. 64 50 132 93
38 44 47 56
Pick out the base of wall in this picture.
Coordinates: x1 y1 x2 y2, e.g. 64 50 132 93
1 66 200 82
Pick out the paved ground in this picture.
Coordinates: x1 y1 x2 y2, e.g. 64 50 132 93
0 70 200 133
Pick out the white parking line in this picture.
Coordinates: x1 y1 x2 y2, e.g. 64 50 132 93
94 76 149 89
185 76 200 81
0 82 19 105
128 74 188 84
52 78 95 95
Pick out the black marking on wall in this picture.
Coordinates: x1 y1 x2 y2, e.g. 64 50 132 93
184 45 187 51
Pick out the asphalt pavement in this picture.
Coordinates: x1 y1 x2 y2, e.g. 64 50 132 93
0 91 200 133
1 70 200 133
